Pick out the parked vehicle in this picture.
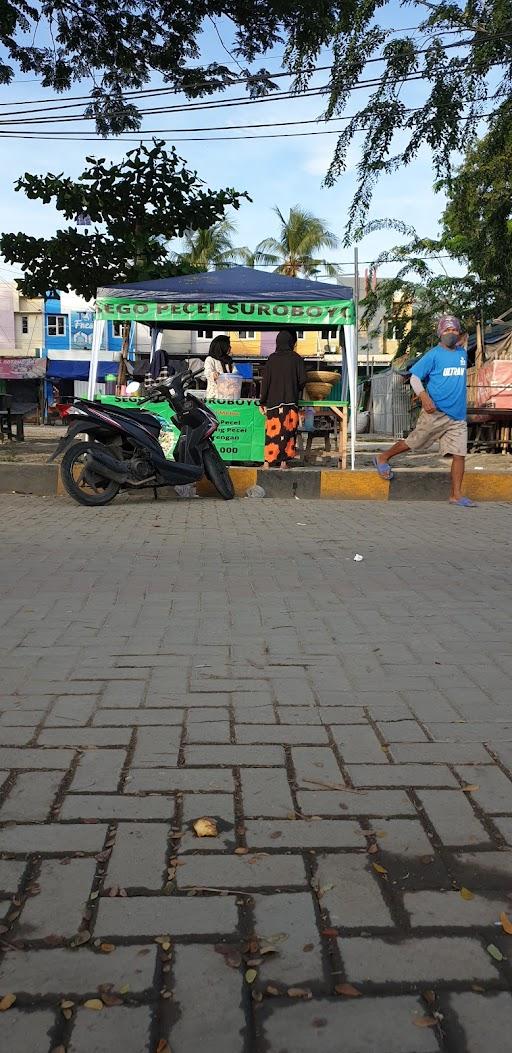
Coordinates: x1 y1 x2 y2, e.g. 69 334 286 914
48 370 235 505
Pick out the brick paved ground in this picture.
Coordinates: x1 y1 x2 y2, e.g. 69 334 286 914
1 494 512 1052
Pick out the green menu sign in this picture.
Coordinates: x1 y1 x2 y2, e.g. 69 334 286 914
99 396 265 463
96 297 355 327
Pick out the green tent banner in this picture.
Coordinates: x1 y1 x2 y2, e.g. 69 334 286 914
96 297 355 327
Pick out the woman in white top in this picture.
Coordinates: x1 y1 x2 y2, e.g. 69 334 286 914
204 335 233 398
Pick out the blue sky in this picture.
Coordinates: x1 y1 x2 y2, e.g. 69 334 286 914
0 5 471 285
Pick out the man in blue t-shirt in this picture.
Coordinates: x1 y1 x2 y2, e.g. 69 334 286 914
373 315 476 507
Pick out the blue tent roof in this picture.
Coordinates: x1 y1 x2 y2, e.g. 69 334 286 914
97 266 352 303
48 360 118 381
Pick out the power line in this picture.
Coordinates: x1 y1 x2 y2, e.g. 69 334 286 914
0 32 498 120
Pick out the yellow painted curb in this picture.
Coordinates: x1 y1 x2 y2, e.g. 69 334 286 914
320 470 389 500
197 466 257 497
463 473 512 502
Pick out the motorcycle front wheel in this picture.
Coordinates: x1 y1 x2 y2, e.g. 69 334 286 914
202 445 235 500
60 441 121 506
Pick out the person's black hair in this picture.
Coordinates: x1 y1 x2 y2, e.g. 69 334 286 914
209 334 233 370
275 329 298 353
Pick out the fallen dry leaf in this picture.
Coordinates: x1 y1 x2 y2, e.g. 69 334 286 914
372 863 388 876
303 943 314 952
83 998 103 1010
156 1041 171 1053
108 886 119 898
234 847 249 855
119 984 130 994
500 912 512 935
422 990 436 1006
287 987 312 1000
245 968 258 984
487 944 505 962
193 817 218 838
266 985 280 996
413 1016 437 1028
70 930 91 947
321 928 338 938
99 943 115 954
460 887 474 901
60 1000 74 1011
334 983 361 998
50 1046 66 1053
462 784 479 793
0 993 16 1011
472 984 485 993
367 843 379 855
101 992 123 1007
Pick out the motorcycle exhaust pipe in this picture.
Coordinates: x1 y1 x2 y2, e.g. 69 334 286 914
86 453 128 484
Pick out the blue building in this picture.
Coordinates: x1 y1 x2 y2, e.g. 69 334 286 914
44 292 128 401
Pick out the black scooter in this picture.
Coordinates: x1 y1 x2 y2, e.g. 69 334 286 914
48 370 235 505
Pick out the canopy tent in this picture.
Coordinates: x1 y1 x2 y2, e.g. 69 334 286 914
91 267 358 468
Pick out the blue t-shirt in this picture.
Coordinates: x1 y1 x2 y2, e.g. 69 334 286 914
409 344 467 421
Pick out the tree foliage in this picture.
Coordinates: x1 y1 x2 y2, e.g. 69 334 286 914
173 219 244 269
2 3 511 234
257 205 339 276
0 140 248 299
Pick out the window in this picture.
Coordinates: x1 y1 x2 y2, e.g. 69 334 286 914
238 330 255 340
112 321 123 337
196 329 214 340
21 315 29 334
47 314 66 337
296 329 304 340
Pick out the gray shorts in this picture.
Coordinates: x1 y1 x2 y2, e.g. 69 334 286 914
405 410 467 456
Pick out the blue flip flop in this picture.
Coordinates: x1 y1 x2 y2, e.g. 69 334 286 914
449 496 477 507
372 455 394 481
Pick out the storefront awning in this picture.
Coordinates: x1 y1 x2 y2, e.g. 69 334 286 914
47 360 119 381
0 357 46 379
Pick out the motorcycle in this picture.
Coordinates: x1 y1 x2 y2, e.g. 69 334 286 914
48 369 235 505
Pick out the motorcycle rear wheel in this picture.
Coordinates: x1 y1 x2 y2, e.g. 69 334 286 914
60 440 121 506
203 445 235 500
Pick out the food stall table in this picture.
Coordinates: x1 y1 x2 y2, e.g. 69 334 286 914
299 399 349 468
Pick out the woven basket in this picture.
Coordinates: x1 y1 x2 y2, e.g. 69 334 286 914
306 381 333 399
306 370 340 384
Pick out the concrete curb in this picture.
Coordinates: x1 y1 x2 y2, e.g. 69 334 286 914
1 461 512 501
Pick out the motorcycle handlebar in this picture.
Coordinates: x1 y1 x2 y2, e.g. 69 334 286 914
140 366 203 405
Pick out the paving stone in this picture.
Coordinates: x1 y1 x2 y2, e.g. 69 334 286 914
315 853 393 927
494 818 512 845
185 745 285 767
186 706 231 723
100 680 147 707
126 768 234 793
38 728 131 747
70 748 126 792
18 858 96 939
68 1007 152 1053
130 726 182 767
417 789 491 847
490 744 512 772
449 992 512 1053
270 678 316 704
186 720 232 743
404 890 509 927
236 724 329 744
176 853 306 889
244 819 364 849
171 945 244 1053
240 768 294 817
276 705 322 724
233 702 276 723
0 747 73 769
96 895 237 936
291 746 344 788
317 705 366 724
455 765 512 813
156 691 228 708
0 771 62 821
297 789 416 816
368 818 434 858
253 891 323 984
0 708 45 726
0 1010 56 1053
377 720 430 742
0 946 157 994
0 727 34 745
1 823 108 854
428 723 512 742
60 793 173 821
261 996 440 1053
45 696 97 726
232 690 273 711
181 792 234 825
346 764 458 787
389 743 493 764
0 860 25 895
342 936 499 982
94 708 185 726
105 823 170 888
451 851 512 888
330 725 385 764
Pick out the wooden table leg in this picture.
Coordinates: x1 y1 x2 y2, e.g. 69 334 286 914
331 407 347 469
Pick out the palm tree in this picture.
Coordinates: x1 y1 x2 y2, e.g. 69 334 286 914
175 219 245 270
257 206 340 277
239 242 280 269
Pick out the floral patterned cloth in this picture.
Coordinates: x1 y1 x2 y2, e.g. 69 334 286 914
265 403 299 465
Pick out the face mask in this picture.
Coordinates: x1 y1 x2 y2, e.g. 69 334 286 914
443 333 458 348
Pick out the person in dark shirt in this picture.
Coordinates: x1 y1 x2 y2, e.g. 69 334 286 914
260 329 307 469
